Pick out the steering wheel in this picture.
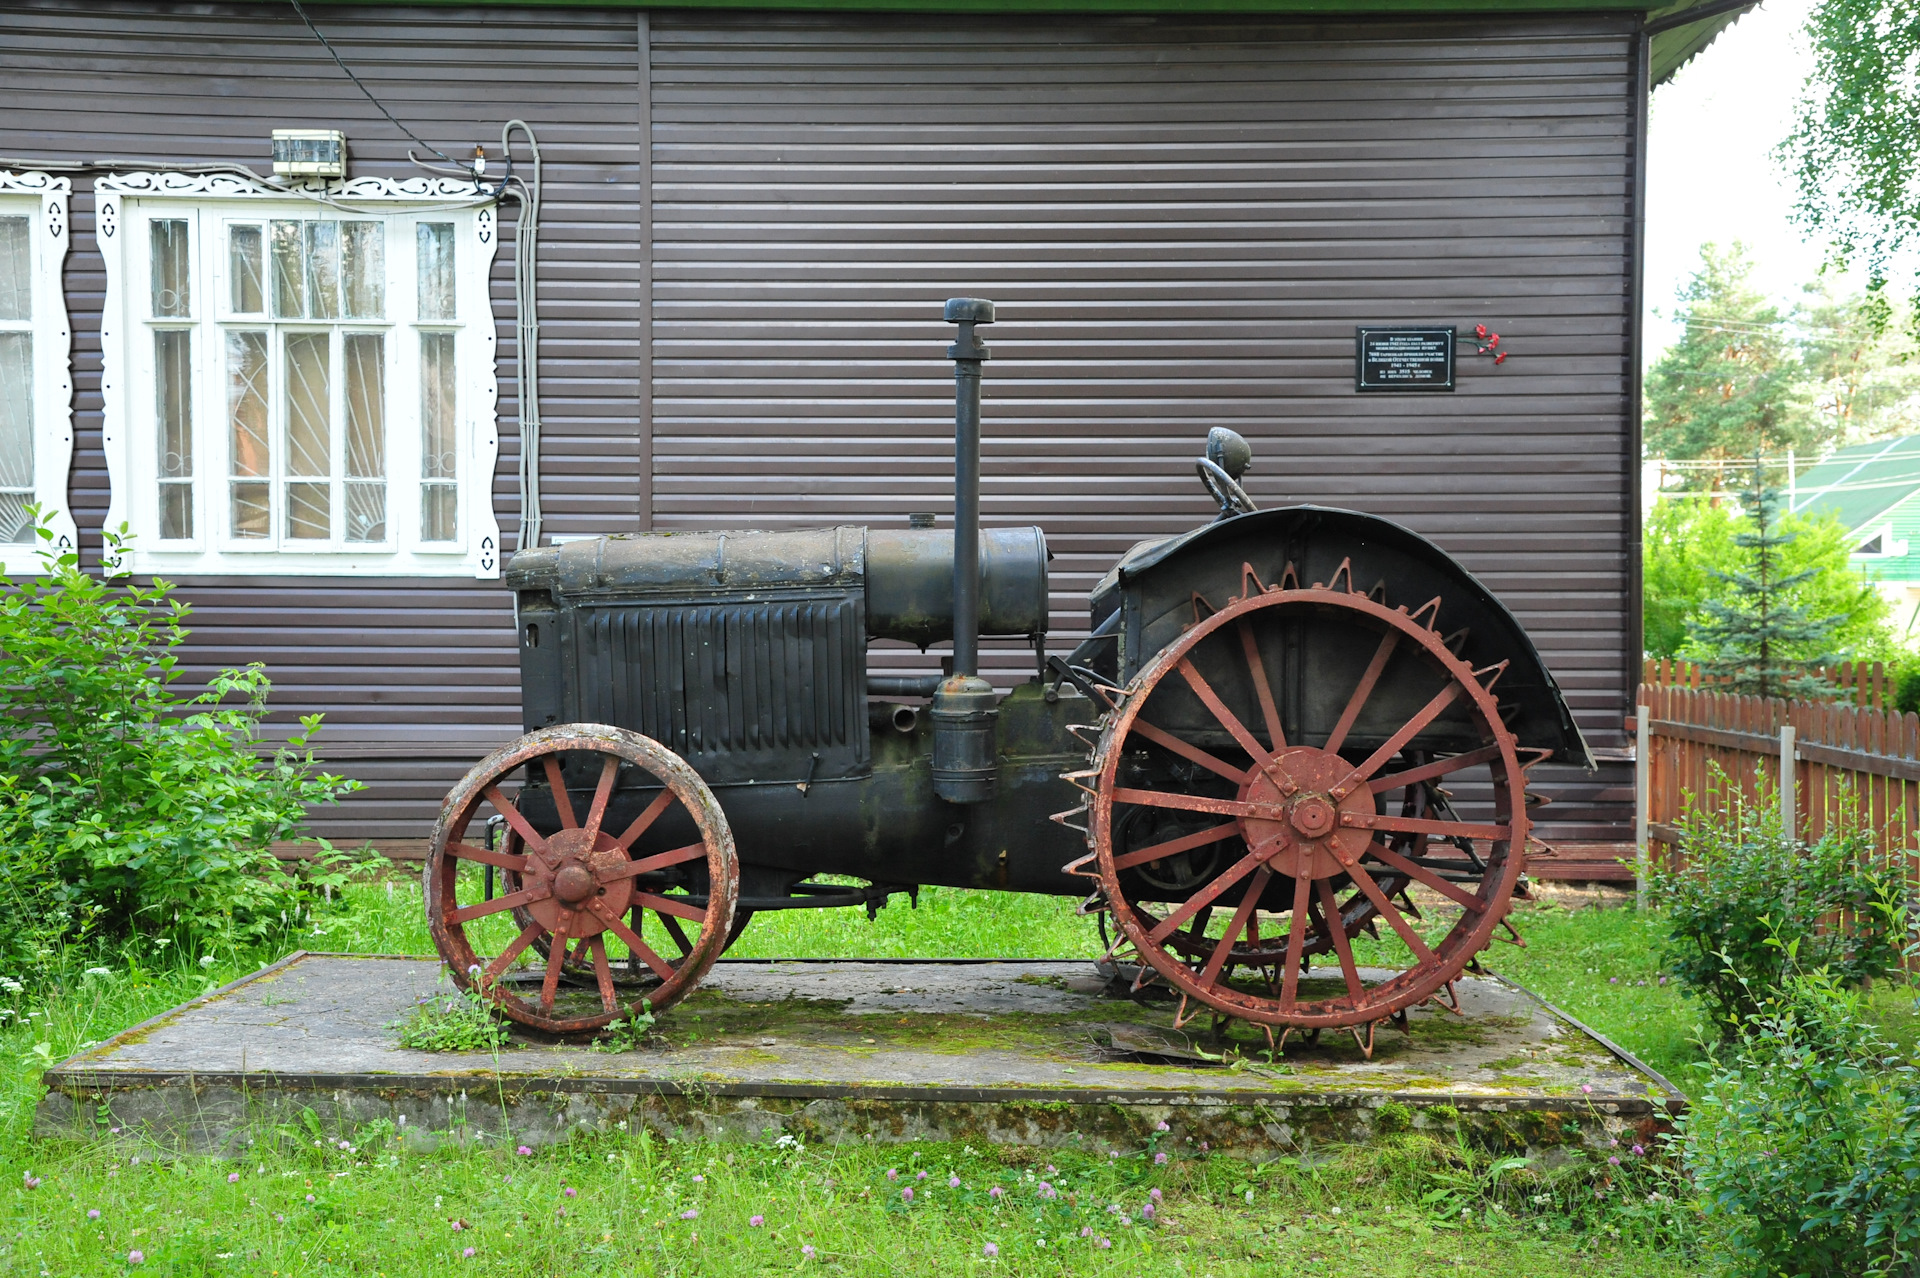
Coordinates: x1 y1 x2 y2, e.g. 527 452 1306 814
1196 457 1256 519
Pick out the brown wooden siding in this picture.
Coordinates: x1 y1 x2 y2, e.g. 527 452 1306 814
0 1 647 835
0 3 1637 843
648 11 1638 840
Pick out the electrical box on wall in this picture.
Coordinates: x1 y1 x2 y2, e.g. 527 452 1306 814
271 129 347 178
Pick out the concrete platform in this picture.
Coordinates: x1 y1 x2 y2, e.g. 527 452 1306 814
37 953 1680 1160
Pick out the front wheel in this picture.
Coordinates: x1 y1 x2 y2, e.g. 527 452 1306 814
425 724 739 1035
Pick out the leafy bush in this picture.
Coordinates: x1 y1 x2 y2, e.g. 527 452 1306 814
1682 967 1920 1278
0 518 360 972
1650 795 1908 1030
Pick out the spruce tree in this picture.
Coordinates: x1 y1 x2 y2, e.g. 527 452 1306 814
1693 459 1840 700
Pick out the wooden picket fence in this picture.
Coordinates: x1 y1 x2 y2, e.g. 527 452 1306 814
1640 657 1892 711
1635 672 1920 895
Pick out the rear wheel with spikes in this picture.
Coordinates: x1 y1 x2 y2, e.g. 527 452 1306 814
1079 573 1530 1049
425 724 738 1035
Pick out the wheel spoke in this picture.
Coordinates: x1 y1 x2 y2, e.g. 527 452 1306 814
658 911 695 956
484 786 550 854
1146 839 1281 944
482 921 546 986
1323 631 1397 755
583 755 619 841
614 790 676 851
1367 744 1503 795
448 884 546 926
1365 842 1487 913
1280 870 1312 1012
543 757 578 829
1175 658 1271 762
633 891 707 924
1343 812 1509 842
1238 620 1285 751
445 841 529 873
589 935 619 1014
1344 859 1436 964
1314 879 1366 1003
1112 821 1239 872
589 899 674 980
599 841 709 883
1111 788 1265 819
1334 682 1464 793
539 918 572 1013
1200 865 1271 990
1129 719 1250 785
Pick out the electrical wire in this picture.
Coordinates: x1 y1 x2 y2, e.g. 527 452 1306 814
287 0 454 164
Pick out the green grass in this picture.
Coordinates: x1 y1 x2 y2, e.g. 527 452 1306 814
0 873 1758 1276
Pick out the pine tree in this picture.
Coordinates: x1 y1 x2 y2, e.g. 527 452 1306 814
1694 459 1840 699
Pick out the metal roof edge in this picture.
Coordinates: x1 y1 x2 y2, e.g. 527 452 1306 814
295 0 1668 12
1648 0 1753 83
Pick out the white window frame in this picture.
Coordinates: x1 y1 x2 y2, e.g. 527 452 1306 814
97 173 501 578
0 171 78 574
1853 523 1906 560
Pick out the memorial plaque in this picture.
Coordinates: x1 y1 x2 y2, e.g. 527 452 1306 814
1355 327 1456 392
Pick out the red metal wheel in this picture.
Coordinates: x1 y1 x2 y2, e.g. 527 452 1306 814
425 723 738 1035
1075 571 1529 1040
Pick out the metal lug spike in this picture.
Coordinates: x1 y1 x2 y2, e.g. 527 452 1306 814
1351 1020 1377 1059
1236 561 1269 602
1466 954 1487 975
1471 658 1509 689
1279 561 1301 591
1499 918 1527 948
1442 626 1472 655
1190 592 1217 625
1172 993 1194 1028
1062 850 1100 878
1367 578 1388 604
1328 558 1356 594
1408 596 1443 629
1076 888 1110 915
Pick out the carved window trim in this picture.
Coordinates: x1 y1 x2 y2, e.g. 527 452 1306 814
96 172 501 578
0 171 78 574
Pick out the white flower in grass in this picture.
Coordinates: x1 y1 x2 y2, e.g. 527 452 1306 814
83 967 112 979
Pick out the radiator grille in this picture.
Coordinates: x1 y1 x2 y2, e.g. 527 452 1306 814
568 593 867 782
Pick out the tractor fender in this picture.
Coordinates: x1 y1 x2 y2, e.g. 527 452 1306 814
1077 505 1592 768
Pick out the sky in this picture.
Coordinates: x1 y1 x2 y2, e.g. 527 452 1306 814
1644 0 1837 360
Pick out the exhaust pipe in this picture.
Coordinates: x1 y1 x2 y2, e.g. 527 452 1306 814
931 298 999 805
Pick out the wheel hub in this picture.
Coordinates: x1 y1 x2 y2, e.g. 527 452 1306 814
524 827 635 931
1239 746 1374 880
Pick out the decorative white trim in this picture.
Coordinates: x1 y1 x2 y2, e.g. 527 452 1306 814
0 171 78 575
0 170 71 197
94 170 488 202
98 183 501 578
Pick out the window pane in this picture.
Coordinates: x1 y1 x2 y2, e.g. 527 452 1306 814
287 483 329 541
226 330 269 539
304 221 340 320
0 331 33 543
155 329 193 540
229 225 264 314
284 332 330 540
0 217 29 322
344 333 385 542
420 330 456 541
342 222 384 320
416 223 455 321
150 220 190 319
271 220 303 318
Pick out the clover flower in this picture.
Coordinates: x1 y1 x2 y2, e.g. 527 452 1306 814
949 1175 961 1189
228 1173 240 1183
564 1187 576 1198
1154 1152 1168 1166
127 1251 144 1265
886 1168 898 1181
463 1247 476 1258
1155 1120 1169 1132
681 1209 698 1220
517 1145 533 1156
802 1244 816 1260
749 1215 764 1227
983 1243 999 1258
87 1209 100 1220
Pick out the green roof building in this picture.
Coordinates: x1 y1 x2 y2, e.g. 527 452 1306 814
1791 435 1920 628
